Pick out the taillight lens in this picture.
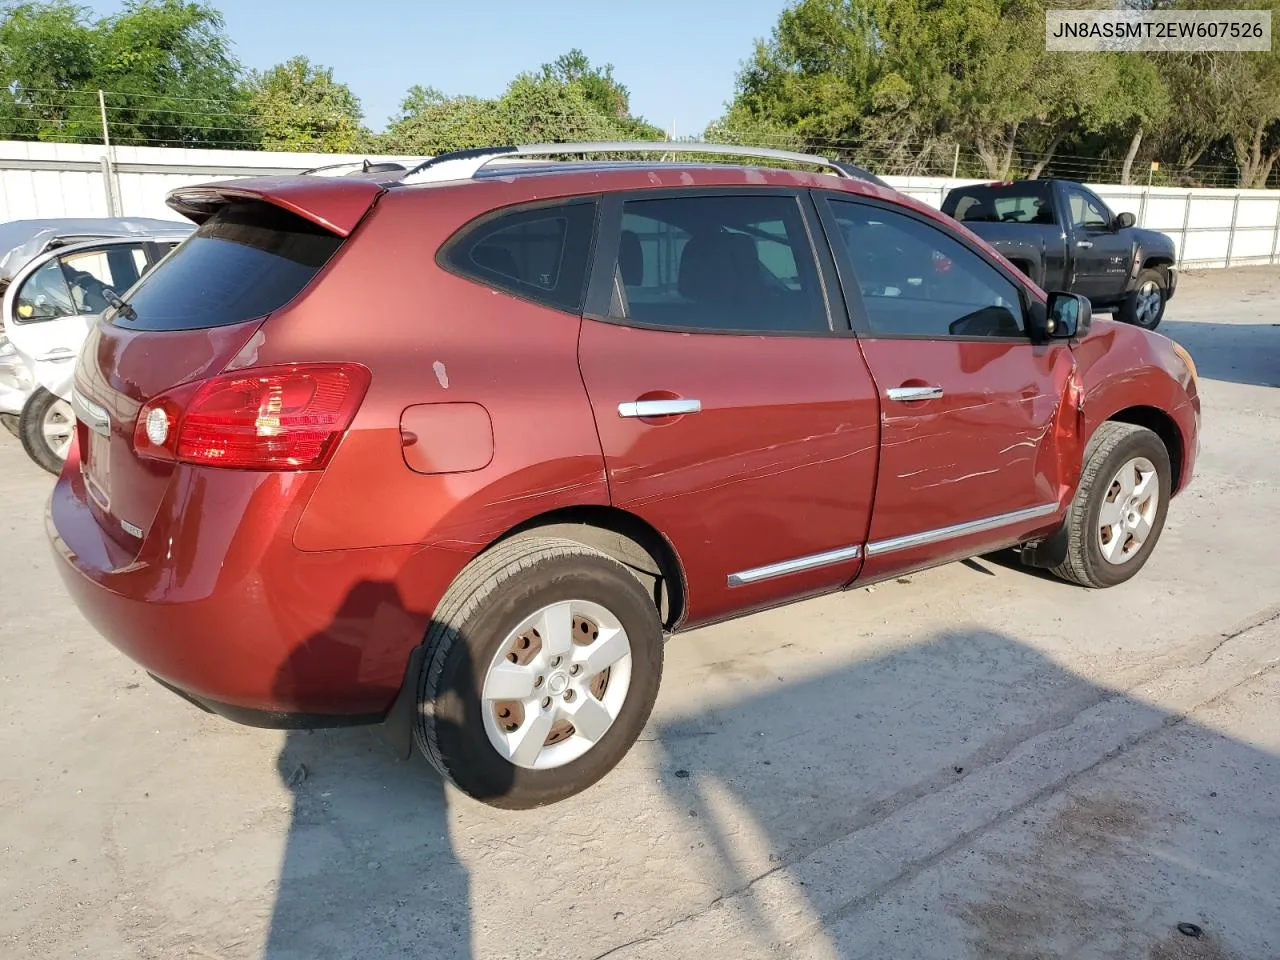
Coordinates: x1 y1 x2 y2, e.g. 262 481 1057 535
133 363 371 470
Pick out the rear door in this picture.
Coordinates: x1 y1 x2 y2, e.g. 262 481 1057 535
1061 183 1131 302
817 193 1082 582
4 241 150 399
576 189 880 627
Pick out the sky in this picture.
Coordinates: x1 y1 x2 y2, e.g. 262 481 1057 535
87 0 788 135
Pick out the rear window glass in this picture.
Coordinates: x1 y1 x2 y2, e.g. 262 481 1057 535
946 186 1056 226
111 202 342 331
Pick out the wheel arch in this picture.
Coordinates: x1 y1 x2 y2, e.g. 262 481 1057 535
1103 405 1184 493
492 505 687 631
1140 253 1175 275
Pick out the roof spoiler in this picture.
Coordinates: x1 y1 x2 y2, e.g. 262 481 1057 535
166 176 385 236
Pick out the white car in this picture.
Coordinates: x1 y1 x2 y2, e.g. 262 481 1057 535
0 219 192 473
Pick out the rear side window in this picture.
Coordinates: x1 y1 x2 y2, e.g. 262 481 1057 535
112 202 343 331
441 199 596 313
609 194 827 334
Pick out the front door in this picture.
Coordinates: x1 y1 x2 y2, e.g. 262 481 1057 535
1062 184 1132 303
577 189 880 627
818 194 1083 582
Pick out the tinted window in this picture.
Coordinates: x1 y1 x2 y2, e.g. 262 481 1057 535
1066 187 1111 230
444 200 596 313
113 202 343 331
828 200 1025 338
611 194 827 333
947 185 1055 226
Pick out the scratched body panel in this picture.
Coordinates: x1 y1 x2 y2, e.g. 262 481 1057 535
855 337 1076 581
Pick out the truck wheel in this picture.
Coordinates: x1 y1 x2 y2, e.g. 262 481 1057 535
1117 268 1167 330
1049 422 1171 589
415 536 664 808
19 387 75 475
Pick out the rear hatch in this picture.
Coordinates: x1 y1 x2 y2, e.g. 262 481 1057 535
72 178 381 552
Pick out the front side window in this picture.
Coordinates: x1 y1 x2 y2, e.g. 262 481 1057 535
15 259 76 322
611 194 827 334
1066 188 1112 231
828 199 1025 339
443 200 596 313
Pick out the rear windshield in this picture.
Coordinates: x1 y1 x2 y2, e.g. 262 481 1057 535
110 201 343 331
944 185 1057 226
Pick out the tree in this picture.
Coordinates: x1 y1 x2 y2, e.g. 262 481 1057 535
0 0 253 147
378 51 664 155
248 56 366 152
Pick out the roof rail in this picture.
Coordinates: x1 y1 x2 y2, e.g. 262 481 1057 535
400 142 889 188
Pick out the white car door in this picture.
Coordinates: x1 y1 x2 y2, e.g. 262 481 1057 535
4 242 150 401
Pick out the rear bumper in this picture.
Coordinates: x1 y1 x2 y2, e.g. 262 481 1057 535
47 450 470 721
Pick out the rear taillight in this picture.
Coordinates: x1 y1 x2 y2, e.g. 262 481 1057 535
133 363 370 470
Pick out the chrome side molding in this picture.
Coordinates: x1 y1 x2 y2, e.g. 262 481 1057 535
866 502 1059 557
728 544 861 587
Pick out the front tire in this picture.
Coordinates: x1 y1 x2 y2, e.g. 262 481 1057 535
1049 422 1171 588
1117 267 1167 330
414 536 664 808
19 387 75 475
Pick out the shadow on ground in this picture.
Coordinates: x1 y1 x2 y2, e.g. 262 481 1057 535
257 600 1277 959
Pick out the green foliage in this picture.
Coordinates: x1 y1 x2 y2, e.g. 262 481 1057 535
248 56 367 152
719 0 1278 186
377 49 665 155
0 0 252 146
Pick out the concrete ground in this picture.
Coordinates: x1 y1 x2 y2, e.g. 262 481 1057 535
2 267 1278 960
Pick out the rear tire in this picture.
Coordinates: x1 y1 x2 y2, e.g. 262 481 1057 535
414 536 664 808
1117 267 1167 330
1049 422 1171 588
19 387 74 475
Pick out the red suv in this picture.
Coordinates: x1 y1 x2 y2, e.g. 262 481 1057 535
49 143 1200 808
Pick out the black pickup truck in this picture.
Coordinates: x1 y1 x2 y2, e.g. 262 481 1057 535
941 179 1177 330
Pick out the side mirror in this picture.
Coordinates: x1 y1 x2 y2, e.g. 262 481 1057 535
1044 291 1092 340
1113 211 1136 230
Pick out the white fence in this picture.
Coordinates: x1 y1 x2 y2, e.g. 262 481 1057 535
3 140 1278 270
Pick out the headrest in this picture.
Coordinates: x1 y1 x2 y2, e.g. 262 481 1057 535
677 232 758 303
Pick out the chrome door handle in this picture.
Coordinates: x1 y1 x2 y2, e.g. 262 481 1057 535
618 398 702 418
1076 240 1094 249
886 385 943 402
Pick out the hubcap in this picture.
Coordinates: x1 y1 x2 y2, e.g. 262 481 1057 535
42 399 75 460
1097 456 1159 565
481 600 633 770
1134 281 1162 326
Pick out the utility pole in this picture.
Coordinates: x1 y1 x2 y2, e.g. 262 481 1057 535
98 89 119 217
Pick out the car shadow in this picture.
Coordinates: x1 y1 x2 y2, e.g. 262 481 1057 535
1159 319 1280 388
262 580 504 960
255 589 1277 958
